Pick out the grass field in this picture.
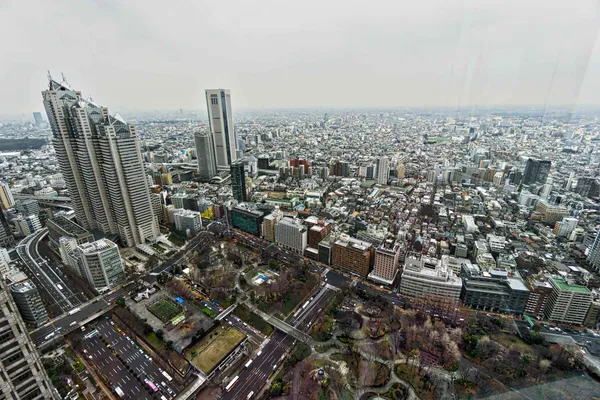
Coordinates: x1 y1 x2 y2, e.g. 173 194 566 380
148 299 183 323
185 327 246 374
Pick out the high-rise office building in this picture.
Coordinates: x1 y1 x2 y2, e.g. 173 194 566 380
377 157 390 185
195 129 217 181
275 218 307 254
32 112 44 124
15 215 42 236
0 280 57 399
42 76 159 247
16 200 39 217
368 239 401 285
0 183 14 210
396 163 405 180
575 177 600 198
231 160 247 202
74 239 125 292
172 209 203 235
263 212 282 243
0 212 14 248
331 235 374 278
544 277 592 325
9 280 48 327
587 230 600 271
205 89 237 170
522 158 551 185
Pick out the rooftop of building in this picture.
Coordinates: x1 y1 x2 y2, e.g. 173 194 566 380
334 235 372 252
172 209 202 217
9 279 37 293
233 203 265 217
48 216 90 236
78 239 117 254
550 277 591 294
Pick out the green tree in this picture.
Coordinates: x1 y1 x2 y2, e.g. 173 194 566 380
462 334 479 356
116 297 126 307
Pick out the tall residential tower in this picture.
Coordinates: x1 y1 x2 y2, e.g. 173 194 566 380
42 76 159 247
205 89 237 170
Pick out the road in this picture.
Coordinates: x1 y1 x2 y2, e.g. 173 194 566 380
16 229 85 315
143 231 216 284
95 317 180 397
30 287 129 346
222 331 294 400
224 314 265 346
222 285 338 400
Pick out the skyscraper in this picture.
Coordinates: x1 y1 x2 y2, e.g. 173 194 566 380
205 89 237 170
231 160 247 202
32 112 44 124
0 182 15 210
587 230 600 271
42 76 159 247
195 129 217 181
0 211 15 248
522 158 551 185
0 280 57 399
377 157 390 185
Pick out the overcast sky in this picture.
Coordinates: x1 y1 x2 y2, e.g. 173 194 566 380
1 0 600 117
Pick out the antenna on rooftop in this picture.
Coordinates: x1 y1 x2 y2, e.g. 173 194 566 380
47 70 52 82
61 72 70 87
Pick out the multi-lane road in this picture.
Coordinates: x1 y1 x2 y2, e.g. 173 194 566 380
222 285 339 400
30 287 129 346
143 231 216 284
17 229 86 315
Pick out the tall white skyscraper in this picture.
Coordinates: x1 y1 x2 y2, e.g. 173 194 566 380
377 157 390 185
205 89 237 170
42 76 159 247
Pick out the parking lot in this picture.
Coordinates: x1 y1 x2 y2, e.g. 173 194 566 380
80 317 180 399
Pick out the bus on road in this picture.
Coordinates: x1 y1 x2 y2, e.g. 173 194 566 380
161 370 173 382
225 376 239 392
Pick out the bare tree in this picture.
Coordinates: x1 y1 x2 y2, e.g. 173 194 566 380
537 359 551 382
388 330 404 356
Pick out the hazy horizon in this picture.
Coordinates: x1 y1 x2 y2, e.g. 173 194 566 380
2 0 600 118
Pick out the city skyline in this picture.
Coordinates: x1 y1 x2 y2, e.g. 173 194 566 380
2 0 600 118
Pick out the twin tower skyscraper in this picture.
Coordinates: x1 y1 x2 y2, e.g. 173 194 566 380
195 89 238 181
43 76 236 247
43 76 159 247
